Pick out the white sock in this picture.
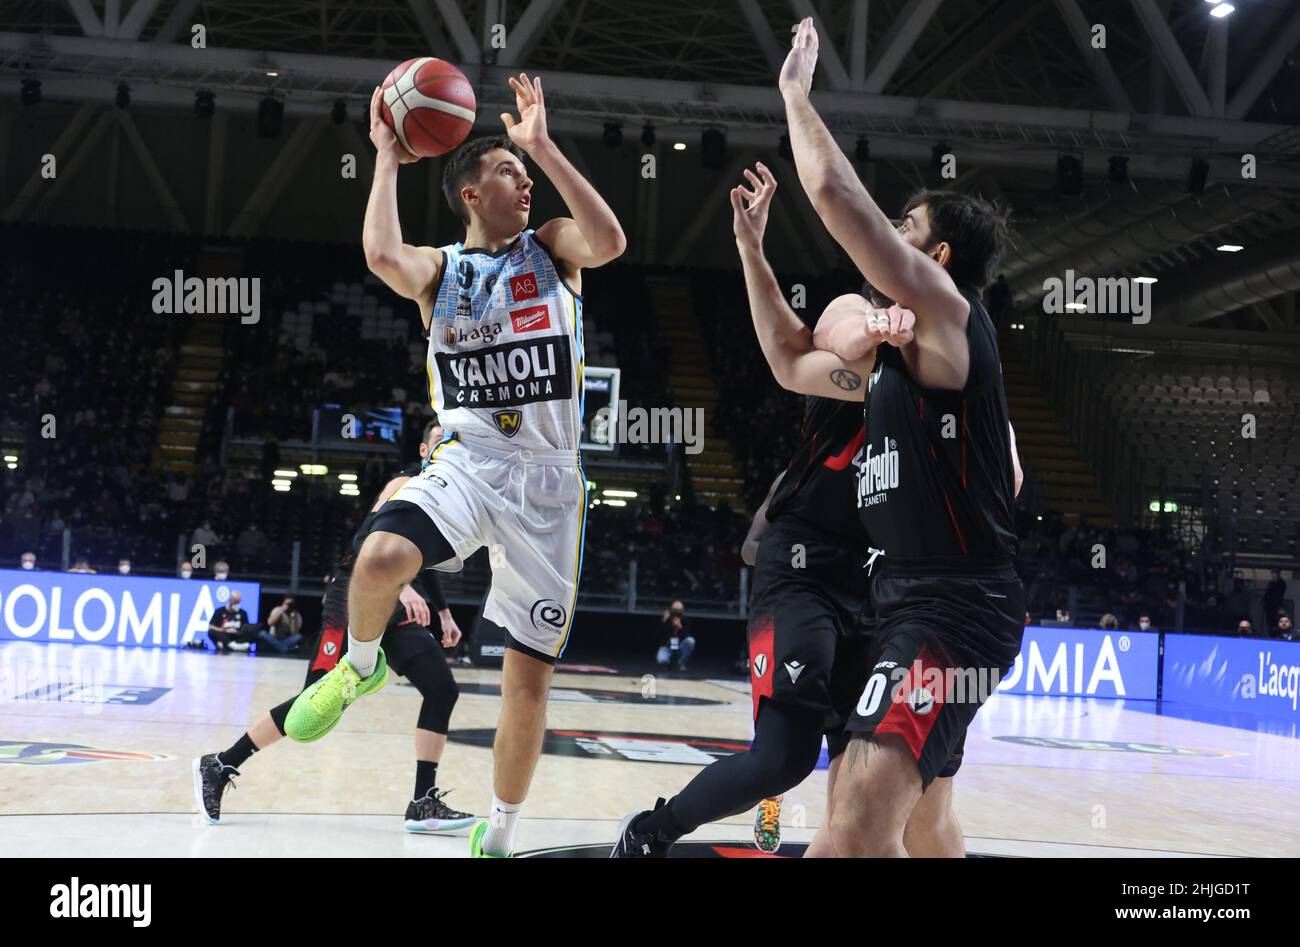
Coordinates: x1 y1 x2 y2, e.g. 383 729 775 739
346 632 380 678
482 796 522 856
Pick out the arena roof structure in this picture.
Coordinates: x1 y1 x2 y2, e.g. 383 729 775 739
2 0 1299 328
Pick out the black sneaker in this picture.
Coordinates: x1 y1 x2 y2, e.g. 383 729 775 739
610 798 674 858
192 753 239 824
404 788 477 835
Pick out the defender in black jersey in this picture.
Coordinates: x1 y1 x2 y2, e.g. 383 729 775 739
612 393 878 858
764 17 1022 856
191 420 475 834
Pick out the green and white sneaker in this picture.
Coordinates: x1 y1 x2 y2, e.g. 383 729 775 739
469 819 513 858
284 651 388 743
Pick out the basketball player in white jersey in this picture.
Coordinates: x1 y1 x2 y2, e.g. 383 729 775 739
285 73 625 858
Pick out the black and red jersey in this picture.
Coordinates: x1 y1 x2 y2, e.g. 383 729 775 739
856 288 1018 567
767 396 870 549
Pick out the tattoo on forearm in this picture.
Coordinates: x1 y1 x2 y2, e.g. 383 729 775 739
830 369 862 391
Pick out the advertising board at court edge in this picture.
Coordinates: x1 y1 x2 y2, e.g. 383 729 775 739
0 569 261 649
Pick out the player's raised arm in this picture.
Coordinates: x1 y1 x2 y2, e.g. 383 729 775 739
362 86 443 323
733 163 902 402
778 20 967 340
500 74 626 276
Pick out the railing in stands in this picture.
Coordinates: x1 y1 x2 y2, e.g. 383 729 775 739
1029 319 1142 523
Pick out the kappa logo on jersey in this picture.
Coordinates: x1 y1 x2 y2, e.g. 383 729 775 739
442 322 503 347
436 335 574 408
857 437 900 509
494 410 523 438
510 272 540 302
510 303 552 334
531 599 568 634
752 653 768 678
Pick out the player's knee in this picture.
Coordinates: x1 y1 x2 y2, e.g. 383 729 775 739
762 736 822 792
353 532 420 586
417 691 454 733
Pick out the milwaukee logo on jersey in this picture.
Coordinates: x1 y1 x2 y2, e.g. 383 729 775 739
511 303 551 334
856 438 900 509
436 336 573 408
510 272 540 302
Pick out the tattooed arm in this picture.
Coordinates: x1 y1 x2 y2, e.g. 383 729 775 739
733 162 877 402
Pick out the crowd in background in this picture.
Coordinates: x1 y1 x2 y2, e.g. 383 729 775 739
0 225 1293 645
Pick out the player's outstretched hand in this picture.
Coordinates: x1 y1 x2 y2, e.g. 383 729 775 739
865 304 916 348
398 583 431 628
779 16 819 97
438 611 463 649
731 162 777 250
369 86 419 164
501 73 550 152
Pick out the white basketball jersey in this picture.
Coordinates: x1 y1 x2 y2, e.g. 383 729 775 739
425 230 584 453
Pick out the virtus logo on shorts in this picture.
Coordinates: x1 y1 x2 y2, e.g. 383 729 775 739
530 599 568 634
493 410 523 438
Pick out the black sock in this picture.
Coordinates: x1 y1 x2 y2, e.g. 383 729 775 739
635 798 690 843
218 733 258 769
414 760 438 800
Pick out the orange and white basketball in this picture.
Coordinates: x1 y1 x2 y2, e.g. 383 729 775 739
379 57 476 158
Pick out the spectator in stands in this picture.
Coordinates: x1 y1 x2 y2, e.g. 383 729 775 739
19 551 36 570
658 600 695 671
236 523 270 563
1272 613 1294 641
191 521 221 553
1099 613 1119 630
208 591 254 654
1236 619 1255 637
213 560 231 581
179 559 194 579
68 558 95 574
1137 613 1155 632
166 476 189 503
257 596 304 654
117 558 131 575
1264 570 1287 631
1056 609 1071 625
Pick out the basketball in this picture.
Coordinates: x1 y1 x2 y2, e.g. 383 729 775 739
379 57 476 158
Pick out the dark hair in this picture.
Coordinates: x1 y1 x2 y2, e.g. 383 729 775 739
899 190 1014 293
441 136 526 226
422 416 441 442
